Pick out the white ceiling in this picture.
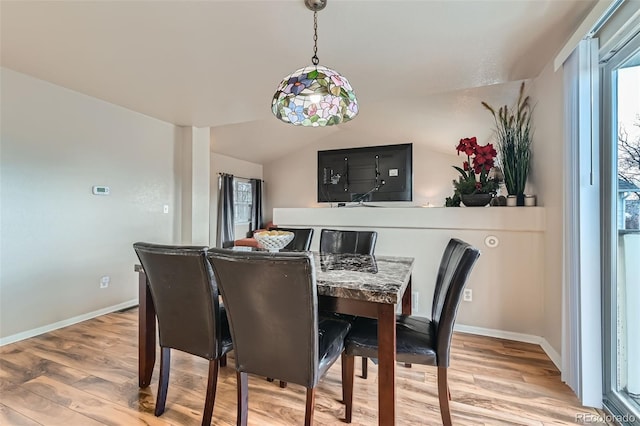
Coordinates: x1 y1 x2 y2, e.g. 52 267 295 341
1 0 596 163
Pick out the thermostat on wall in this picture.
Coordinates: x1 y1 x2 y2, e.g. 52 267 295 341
92 185 110 195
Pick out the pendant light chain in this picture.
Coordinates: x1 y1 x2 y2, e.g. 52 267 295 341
311 11 319 65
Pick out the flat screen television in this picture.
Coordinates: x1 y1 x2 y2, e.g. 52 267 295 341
317 143 412 203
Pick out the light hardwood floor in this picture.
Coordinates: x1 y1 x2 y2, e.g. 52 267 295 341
0 307 605 425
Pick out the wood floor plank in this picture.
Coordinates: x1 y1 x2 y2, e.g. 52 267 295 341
0 308 608 425
0 403 42 426
0 349 90 387
22 375 175 426
24 340 137 385
0 381 104 426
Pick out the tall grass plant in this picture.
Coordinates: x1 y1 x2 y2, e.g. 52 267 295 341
482 82 533 196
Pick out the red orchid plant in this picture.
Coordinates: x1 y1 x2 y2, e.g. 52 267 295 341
451 136 499 198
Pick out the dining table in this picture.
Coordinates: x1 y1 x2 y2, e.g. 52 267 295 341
135 251 415 426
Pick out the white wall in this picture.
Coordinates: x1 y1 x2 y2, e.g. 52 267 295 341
275 207 546 338
209 149 263 246
262 82 564 359
180 126 211 245
530 60 566 355
262 122 551 341
0 68 181 341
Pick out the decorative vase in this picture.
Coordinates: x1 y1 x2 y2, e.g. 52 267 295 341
460 193 493 207
516 193 525 206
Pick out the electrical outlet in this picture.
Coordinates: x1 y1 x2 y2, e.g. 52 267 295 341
412 291 419 311
463 289 472 302
100 276 110 289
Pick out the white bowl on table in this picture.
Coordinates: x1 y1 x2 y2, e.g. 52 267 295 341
253 231 294 252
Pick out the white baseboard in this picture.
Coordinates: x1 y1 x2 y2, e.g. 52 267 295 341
0 299 139 346
539 338 562 370
455 324 562 370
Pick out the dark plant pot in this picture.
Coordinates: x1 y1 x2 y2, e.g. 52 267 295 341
516 193 525 206
460 193 493 207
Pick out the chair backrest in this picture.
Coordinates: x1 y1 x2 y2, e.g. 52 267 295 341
319 229 377 255
206 248 320 388
430 238 480 367
277 227 314 251
133 242 224 360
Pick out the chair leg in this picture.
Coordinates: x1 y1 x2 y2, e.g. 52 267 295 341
155 347 171 416
201 359 219 426
265 377 286 387
237 371 248 426
220 354 227 367
342 353 355 423
341 353 346 404
437 366 452 426
304 387 316 426
361 357 368 379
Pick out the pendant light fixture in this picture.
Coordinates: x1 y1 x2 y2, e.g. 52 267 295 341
271 0 358 127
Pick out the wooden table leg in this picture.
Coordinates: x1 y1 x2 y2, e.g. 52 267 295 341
137 267 156 388
377 303 396 426
401 277 412 368
401 277 412 315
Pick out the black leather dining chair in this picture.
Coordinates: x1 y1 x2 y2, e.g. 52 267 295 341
342 238 480 426
277 227 314 251
319 229 377 255
259 227 313 388
206 248 351 426
133 242 233 426
319 228 377 378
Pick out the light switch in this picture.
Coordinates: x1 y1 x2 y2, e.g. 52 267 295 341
163 205 169 214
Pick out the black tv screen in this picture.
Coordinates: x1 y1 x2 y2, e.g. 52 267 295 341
317 143 412 203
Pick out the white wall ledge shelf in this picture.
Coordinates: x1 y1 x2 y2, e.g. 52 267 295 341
274 206 545 233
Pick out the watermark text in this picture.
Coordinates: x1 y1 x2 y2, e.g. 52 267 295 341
576 412 636 424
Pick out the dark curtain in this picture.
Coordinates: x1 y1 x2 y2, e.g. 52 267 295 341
216 173 235 248
250 178 263 232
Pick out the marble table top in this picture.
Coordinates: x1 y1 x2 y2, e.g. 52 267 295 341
137 250 414 305
314 253 414 305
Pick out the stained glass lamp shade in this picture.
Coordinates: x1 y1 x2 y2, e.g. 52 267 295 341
271 65 358 127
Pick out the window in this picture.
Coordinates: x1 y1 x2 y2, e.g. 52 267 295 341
233 179 253 224
602 34 640 425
